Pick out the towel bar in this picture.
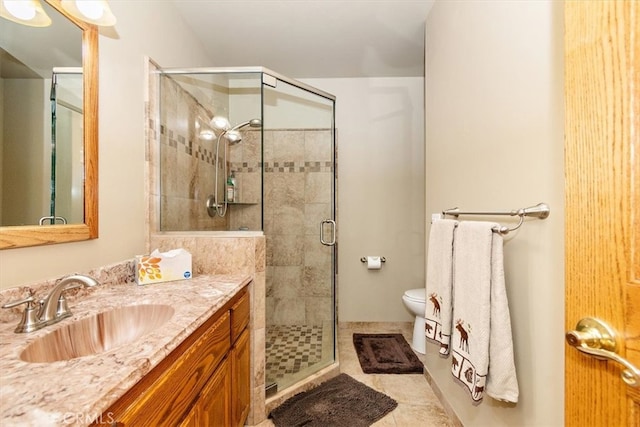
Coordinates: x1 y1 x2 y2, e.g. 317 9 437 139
442 202 550 235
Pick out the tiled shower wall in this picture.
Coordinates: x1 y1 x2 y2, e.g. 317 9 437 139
228 129 262 231
262 129 334 327
158 75 229 231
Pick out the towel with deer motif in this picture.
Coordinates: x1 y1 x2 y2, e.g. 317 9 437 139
450 221 519 404
424 219 457 355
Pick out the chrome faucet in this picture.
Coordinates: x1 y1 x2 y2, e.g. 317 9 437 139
38 275 99 325
2 274 99 333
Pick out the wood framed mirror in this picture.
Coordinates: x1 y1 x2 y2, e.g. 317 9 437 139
0 0 98 249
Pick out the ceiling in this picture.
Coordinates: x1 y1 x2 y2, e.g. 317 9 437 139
171 0 435 79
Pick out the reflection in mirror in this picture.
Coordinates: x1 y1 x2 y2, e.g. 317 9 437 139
0 2 82 226
0 0 98 249
49 68 84 225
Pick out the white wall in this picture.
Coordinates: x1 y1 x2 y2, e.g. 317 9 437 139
303 77 425 322
424 1 565 426
228 76 334 130
0 1 212 289
1 79 49 226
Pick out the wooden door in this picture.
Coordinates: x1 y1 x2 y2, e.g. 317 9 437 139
564 1 640 426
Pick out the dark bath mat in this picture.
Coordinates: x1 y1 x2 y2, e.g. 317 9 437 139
269 373 397 427
353 333 424 374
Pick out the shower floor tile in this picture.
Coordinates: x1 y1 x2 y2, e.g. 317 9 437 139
265 324 324 384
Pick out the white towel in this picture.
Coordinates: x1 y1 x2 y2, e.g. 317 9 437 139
424 219 457 355
450 221 519 403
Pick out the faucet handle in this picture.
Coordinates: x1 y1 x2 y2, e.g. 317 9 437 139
2 290 41 333
2 289 36 309
55 283 83 319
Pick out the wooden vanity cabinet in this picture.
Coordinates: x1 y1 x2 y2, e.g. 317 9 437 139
92 286 250 427
180 357 231 426
183 289 251 427
231 329 250 426
230 291 251 427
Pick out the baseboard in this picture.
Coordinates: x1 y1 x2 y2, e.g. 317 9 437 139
423 365 465 427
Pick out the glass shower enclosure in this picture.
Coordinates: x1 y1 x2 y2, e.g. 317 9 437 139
157 67 336 395
48 68 84 226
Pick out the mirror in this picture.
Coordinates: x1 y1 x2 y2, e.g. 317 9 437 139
0 0 98 249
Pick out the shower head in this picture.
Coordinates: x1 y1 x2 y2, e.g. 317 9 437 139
230 118 262 131
224 130 243 144
211 116 262 132
211 116 262 144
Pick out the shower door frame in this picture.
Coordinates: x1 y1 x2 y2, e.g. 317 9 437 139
261 71 337 394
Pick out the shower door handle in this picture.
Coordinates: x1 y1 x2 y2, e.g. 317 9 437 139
320 219 336 246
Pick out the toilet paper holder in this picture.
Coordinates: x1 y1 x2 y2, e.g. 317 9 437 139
360 256 386 263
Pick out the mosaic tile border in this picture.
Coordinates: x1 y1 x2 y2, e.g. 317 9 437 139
160 125 218 165
264 161 333 173
230 161 333 174
159 124 333 173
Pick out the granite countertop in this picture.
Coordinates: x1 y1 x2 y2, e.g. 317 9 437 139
0 274 251 426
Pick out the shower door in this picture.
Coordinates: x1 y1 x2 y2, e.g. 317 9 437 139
47 68 84 226
262 75 336 394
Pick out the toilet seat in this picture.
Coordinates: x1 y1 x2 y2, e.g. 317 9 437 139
403 288 426 303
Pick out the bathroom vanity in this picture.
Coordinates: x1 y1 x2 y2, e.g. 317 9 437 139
0 274 252 426
94 286 250 426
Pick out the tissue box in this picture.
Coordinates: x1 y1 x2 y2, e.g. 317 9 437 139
135 248 192 285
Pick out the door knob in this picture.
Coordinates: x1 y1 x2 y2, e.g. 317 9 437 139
566 317 640 387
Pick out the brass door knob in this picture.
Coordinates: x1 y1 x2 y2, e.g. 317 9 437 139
566 317 640 387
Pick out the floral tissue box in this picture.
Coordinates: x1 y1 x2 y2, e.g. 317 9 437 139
135 248 192 285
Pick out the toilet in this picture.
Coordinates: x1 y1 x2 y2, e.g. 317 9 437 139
402 288 427 354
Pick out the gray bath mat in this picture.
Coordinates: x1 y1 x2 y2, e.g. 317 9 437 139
269 373 397 427
353 333 424 374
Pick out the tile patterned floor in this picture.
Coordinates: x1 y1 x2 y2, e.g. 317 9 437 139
257 322 453 426
265 324 324 384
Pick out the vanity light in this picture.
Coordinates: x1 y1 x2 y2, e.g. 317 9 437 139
0 0 52 27
199 129 217 141
210 116 231 132
60 0 116 26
